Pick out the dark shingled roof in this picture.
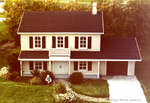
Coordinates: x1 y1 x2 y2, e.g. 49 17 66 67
71 37 141 60
19 51 49 59
18 11 103 33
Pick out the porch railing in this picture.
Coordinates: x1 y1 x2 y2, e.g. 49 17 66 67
49 48 70 56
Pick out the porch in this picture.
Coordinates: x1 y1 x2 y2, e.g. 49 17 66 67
20 61 101 78
20 60 136 78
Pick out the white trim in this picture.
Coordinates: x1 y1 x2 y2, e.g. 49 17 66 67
18 58 141 61
70 59 141 62
20 61 23 76
97 61 100 78
17 12 24 33
69 61 71 75
17 32 104 35
50 57 70 61
18 59 49 61
135 38 142 61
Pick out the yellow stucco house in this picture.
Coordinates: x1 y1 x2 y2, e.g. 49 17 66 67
17 4 141 78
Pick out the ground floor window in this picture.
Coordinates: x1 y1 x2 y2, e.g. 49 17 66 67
78 61 88 71
34 61 43 71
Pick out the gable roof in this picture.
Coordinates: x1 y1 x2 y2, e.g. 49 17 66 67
17 11 104 34
71 37 142 61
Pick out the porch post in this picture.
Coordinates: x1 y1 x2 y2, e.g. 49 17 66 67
48 61 51 71
97 61 100 78
127 61 135 76
69 61 71 75
20 61 23 76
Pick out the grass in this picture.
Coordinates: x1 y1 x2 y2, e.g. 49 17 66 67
0 78 55 103
0 21 6 32
71 79 109 97
0 78 108 103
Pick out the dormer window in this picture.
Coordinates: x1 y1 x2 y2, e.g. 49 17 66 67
79 36 87 49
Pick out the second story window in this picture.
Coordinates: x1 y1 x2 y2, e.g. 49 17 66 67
79 36 87 49
57 37 64 48
29 36 46 49
75 36 91 49
34 37 41 48
52 36 68 48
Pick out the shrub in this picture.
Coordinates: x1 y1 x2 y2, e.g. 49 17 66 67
69 72 83 84
8 72 20 81
40 71 55 84
29 77 43 85
31 69 40 77
53 82 66 94
0 67 8 77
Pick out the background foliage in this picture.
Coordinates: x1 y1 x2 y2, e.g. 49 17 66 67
0 0 150 102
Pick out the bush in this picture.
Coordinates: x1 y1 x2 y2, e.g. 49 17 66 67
31 69 40 77
0 67 8 77
69 72 83 84
53 82 66 94
29 77 43 85
8 72 20 81
40 71 55 84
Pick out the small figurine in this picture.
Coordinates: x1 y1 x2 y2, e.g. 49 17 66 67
45 74 52 84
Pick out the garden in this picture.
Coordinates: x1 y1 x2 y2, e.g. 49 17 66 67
0 67 110 103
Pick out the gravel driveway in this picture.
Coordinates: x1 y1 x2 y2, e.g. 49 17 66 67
107 76 147 103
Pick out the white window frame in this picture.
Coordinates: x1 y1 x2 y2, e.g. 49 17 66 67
78 61 88 72
56 36 65 49
33 61 43 71
79 36 88 49
33 36 42 49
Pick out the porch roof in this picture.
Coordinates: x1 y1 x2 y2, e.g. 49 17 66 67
71 37 142 61
19 51 49 59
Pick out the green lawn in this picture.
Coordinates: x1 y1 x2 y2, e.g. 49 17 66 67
0 21 6 32
0 78 55 103
71 79 109 97
0 78 108 103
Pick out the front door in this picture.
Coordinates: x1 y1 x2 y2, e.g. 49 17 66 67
53 62 69 74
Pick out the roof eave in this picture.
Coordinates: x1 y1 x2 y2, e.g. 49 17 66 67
17 32 104 35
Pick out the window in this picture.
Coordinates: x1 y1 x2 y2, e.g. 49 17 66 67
34 61 43 70
79 37 87 49
78 61 88 71
57 37 64 48
34 36 41 48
